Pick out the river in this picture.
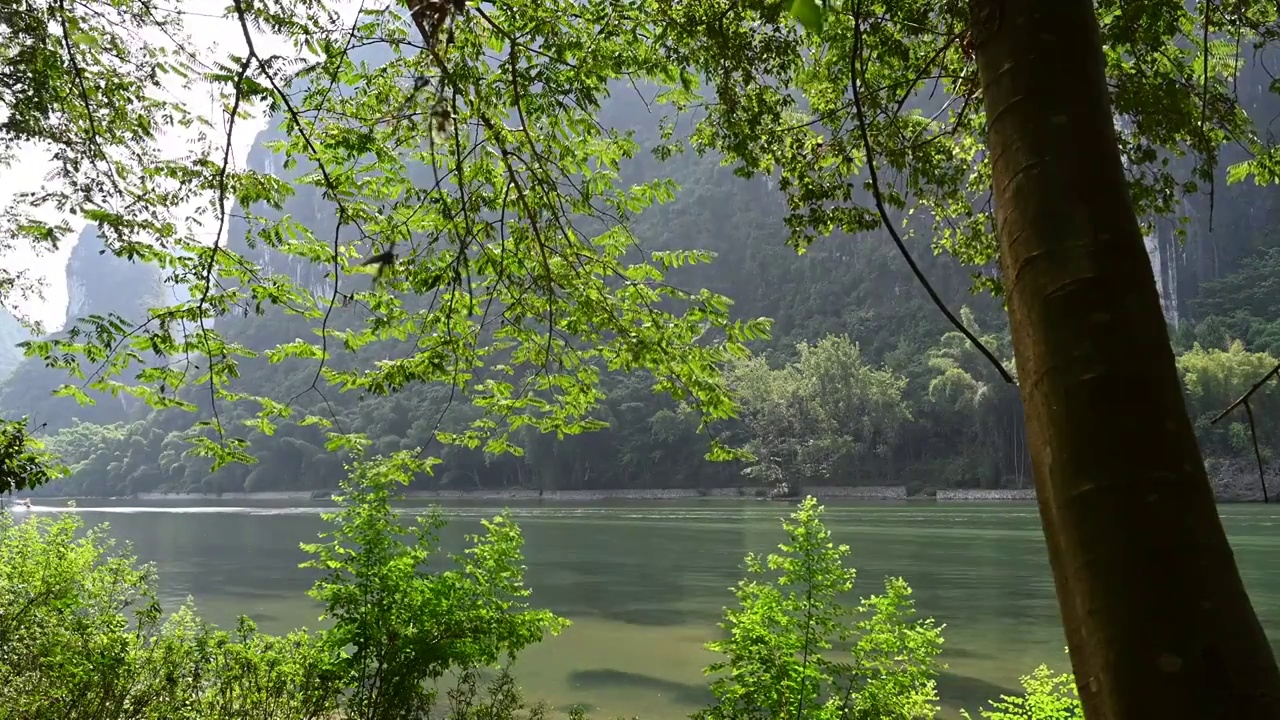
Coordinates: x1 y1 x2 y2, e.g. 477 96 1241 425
20 499 1280 718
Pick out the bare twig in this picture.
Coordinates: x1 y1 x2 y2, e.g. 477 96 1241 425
1210 360 1280 423
1244 400 1269 503
1211 359 1280 504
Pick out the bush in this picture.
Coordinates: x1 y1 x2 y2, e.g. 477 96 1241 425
961 663 1083 720
694 496 945 720
0 510 342 720
0 452 568 720
302 451 569 720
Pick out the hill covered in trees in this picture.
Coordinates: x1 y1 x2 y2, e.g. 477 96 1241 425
4 72 1280 499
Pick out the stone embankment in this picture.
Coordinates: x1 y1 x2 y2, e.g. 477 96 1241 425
136 486 913 501
806 485 909 499
934 488 1037 501
122 477 1269 503
400 485 909 501
1204 457 1278 502
135 491 317 500
128 486 1034 502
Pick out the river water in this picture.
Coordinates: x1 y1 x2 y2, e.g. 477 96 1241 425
20 499 1280 718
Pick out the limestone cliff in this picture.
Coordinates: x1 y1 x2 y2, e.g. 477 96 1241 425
0 309 33 383
0 225 163 429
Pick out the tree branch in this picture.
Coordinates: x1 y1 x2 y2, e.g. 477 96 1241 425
1210 359 1280 504
848 0 1015 385
1210 360 1280 424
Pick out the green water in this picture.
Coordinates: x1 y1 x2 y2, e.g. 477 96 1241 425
34 500 1280 718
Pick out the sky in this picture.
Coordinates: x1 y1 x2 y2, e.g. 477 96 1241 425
0 3 351 329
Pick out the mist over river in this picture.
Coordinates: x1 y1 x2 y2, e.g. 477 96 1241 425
21 499 1280 718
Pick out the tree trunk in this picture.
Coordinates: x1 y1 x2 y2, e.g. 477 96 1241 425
969 0 1280 717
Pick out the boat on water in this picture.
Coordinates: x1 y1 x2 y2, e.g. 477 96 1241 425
4 498 33 511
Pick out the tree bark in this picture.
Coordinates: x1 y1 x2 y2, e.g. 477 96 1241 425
969 0 1280 717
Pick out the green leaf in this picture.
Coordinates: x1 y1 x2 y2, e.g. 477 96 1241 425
789 0 825 35
1226 160 1255 185
71 32 100 48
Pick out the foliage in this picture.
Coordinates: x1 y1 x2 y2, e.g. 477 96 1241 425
0 1 188 319
926 308 1016 409
657 0 1276 296
302 451 568 720
960 663 1084 720
695 496 944 720
1 0 775 496
23 299 1280 499
23 317 1033 497
0 509 343 720
1177 341 1280 459
1 482 1101 720
0 467 577 720
1 0 1278 715
0 418 63 494
728 335 911 486
1191 248 1280 324
1175 247 1280 358
922 308 1026 489
1 0 1277 499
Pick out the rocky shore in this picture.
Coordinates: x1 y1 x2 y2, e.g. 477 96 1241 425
1204 457 1278 502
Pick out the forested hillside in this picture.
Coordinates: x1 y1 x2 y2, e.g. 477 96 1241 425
5 67 1280 498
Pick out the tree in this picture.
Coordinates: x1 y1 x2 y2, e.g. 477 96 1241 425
4 0 771 497
695 497 943 719
0 0 199 493
974 2 1280 715
0 1 189 319
0 418 61 494
1179 341 1280 459
9 0 1280 714
654 0 1280 716
926 307 1025 488
728 335 910 487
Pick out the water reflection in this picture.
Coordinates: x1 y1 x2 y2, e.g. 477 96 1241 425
568 668 714 707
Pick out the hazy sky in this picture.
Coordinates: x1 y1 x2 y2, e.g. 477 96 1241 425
0 3 348 328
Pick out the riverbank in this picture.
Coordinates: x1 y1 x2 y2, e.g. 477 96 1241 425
22 474 1269 502
125 486 910 502
122 485 1032 502
20 481 1264 503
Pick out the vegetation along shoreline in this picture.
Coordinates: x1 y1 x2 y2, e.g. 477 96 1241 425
12 483 1266 503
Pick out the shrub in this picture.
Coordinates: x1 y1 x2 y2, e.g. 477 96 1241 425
694 496 945 720
961 663 1083 720
0 510 341 720
0 452 568 720
301 451 570 720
